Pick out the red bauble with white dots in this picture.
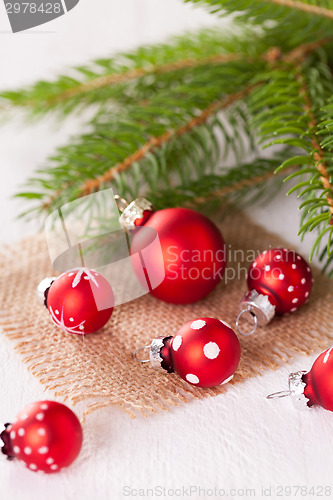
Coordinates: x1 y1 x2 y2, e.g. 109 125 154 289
155 317 241 387
1 401 82 473
247 248 313 315
129 206 226 304
46 268 114 334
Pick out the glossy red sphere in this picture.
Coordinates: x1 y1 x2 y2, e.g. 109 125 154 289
247 248 313 315
167 317 241 387
47 268 114 334
131 208 226 304
3 401 82 473
303 348 333 411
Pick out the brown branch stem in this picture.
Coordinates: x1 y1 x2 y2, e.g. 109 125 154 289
187 168 287 207
80 85 258 197
283 36 332 63
263 0 333 20
52 53 241 105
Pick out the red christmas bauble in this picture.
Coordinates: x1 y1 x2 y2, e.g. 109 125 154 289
130 207 226 304
46 268 114 334
1 401 82 473
303 348 333 411
159 317 241 387
247 248 313 315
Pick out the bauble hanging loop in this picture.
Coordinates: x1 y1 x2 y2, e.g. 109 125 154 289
135 317 241 388
114 194 130 213
267 371 309 409
236 290 270 335
237 248 313 335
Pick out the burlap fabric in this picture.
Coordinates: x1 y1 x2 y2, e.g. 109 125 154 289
0 210 332 418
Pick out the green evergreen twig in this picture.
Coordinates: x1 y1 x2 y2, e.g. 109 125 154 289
2 2 333 274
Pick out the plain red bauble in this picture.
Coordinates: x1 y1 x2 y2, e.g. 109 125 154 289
130 208 226 304
47 268 114 334
2 401 82 473
168 317 241 387
303 348 333 411
247 248 313 315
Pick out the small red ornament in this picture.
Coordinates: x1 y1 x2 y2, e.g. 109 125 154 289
267 347 333 412
237 248 313 335
135 317 241 387
0 401 83 473
37 267 114 335
119 198 226 304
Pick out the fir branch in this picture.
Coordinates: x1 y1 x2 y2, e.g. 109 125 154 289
5 15 333 274
44 36 332 107
1 26 331 117
147 155 288 209
282 36 333 63
80 84 257 197
33 36 332 213
249 55 333 266
251 0 333 20
52 53 241 106
187 160 289 207
296 69 333 220
187 0 333 22
16 53 262 216
0 29 260 116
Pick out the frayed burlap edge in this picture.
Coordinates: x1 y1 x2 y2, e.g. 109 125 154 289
0 210 332 419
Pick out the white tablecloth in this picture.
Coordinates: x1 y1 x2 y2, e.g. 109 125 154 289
1 2 332 499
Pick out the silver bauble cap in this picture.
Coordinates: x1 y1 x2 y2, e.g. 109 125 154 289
289 370 310 410
239 289 276 326
37 277 56 307
149 338 165 370
118 197 153 231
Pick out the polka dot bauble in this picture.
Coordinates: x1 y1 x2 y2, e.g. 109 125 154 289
237 248 313 335
38 267 114 335
0 401 82 473
136 317 241 388
248 248 313 314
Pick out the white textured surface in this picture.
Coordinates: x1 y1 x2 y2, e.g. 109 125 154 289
0 2 332 499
